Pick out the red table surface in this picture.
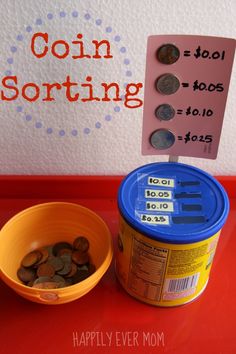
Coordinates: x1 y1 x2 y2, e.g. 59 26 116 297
0 175 235 354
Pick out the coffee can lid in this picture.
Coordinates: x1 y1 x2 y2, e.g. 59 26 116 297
118 163 229 244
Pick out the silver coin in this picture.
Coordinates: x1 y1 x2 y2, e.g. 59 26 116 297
155 104 175 121
156 44 180 65
150 129 175 150
155 74 180 95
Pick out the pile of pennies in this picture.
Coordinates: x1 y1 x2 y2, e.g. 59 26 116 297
17 236 96 289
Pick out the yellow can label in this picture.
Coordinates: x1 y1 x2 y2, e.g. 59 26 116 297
116 216 220 307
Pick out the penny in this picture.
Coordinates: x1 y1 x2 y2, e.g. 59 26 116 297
65 278 73 286
72 269 90 283
88 264 96 275
35 247 49 265
156 44 180 65
17 236 95 288
57 248 73 256
21 250 42 267
52 275 66 286
37 263 55 278
52 242 72 256
45 245 54 256
33 276 52 285
155 104 175 121
65 262 78 278
72 251 89 266
150 129 175 150
17 267 36 283
155 74 180 95
32 281 61 289
57 255 72 276
73 236 90 253
47 256 64 271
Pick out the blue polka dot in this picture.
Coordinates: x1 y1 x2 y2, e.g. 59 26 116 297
95 122 101 129
25 115 32 121
47 13 53 20
35 122 42 128
120 94 125 101
36 18 43 25
124 83 128 88
16 106 23 112
7 58 13 64
84 13 91 20
47 127 53 134
114 35 121 42
60 11 66 18
5 70 12 76
26 26 32 32
106 26 112 33
114 106 121 112
105 115 112 121
71 129 78 136
120 47 126 53
124 58 130 65
16 34 23 41
96 19 102 25
84 128 91 135
59 130 66 136
72 11 78 18
10 46 17 53
126 70 132 77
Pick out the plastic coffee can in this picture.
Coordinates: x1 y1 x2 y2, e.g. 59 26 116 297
116 162 229 306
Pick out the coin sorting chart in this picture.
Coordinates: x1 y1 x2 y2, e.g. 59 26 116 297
142 35 236 159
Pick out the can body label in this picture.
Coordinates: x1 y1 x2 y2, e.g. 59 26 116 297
116 216 220 306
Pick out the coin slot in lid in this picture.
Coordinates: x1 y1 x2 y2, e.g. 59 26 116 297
172 216 206 224
179 181 200 187
182 204 202 211
175 192 201 199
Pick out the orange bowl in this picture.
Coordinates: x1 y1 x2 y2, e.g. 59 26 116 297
0 202 113 304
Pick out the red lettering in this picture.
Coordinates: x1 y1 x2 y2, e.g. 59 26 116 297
31 32 48 58
22 83 40 102
42 82 62 101
92 39 113 59
61 76 79 102
124 83 143 108
81 76 100 102
72 34 91 59
1 76 19 101
101 82 122 101
51 40 70 59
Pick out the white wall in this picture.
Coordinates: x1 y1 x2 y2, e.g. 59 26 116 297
0 0 235 175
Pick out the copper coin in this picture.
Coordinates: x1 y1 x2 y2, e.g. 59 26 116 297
155 74 180 95
21 250 42 267
57 255 72 276
52 242 72 256
88 264 96 275
57 248 73 257
17 267 36 283
72 251 89 266
37 263 55 277
65 262 78 278
47 256 64 271
32 281 61 289
72 269 90 283
52 275 66 286
73 236 90 253
35 247 49 265
156 44 180 65
65 278 73 286
33 276 52 285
